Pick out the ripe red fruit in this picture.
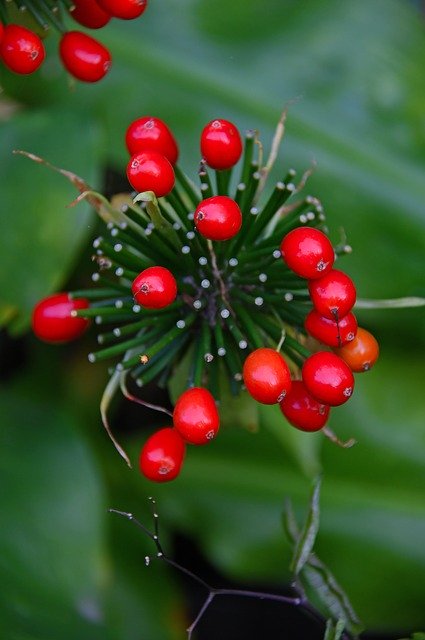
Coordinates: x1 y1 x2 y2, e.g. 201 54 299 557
96 0 148 20
139 427 185 482
302 351 355 406
305 309 358 348
132 266 177 309
194 195 242 241
243 348 292 404
69 0 111 29
334 327 379 372
32 293 90 343
0 24 45 75
279 380 330 432
0 21 4 44
280 227 334 279
308 269 357 320
125 116 179 164
59 31 111 82
200 119 243 170
173 387 220 445
127 151 175 197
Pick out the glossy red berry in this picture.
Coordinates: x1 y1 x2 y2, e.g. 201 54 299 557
0 24 45 74
243 348 292 404
127 151 175 197
139 427 185 482
132 266 177 309
308 269 357 320
96 0 148 20
69 0 111 29
59 31 111 82
280 226 334 279
200 119 243 170
125 116 179 164
334 327 379 372
194 195 242 241
305 309 357 348
173 387 220 445
302 351 355 406
32 293 90 343
279 380 330 432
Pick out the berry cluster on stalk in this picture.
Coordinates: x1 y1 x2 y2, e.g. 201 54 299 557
0 0 148 81
31 113 379 481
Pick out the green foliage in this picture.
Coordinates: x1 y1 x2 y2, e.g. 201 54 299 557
1 0 425 638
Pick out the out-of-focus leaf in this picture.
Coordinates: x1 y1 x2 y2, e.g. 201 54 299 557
0 109 100 334
0 368 182 640
290 477 321 575
260 403 322 477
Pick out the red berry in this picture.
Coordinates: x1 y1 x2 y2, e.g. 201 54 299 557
334 327 379 372
243 348 292 404
194 195 242 241
96 0 148 20
173 387 220 445
0 21 4 45
0 24 45 75
125 116 179 164
139 427 185 482
59 31 111 83
132 266 177 309
69 0 111 29
308 269 357 320
305 309 357 348
279 380 330 432
302 351 355 406
280 227 334 279
32 293 90 343
200 119 243 170
127 151 175 197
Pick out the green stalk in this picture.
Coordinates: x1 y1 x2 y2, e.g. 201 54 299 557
231 303 265 350
244 182 295 246
73 306 137 319
213 319 226 356
89 332 149 363
33 0 66 31
139 313 197 362
215 168 232 195
133 332 190 386
174 164 200 207
237 130 256 189
199 163 214 199
69 287 126 300
93 237 152 272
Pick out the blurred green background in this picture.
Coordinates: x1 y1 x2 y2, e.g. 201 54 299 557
1 0 424 638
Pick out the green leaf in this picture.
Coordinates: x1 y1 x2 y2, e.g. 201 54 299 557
303 554 363 636
324 619 346 640
290 477 321 575
283 487 363 636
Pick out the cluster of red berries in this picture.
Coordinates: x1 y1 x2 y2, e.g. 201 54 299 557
0 0 147 82
141 386 220 482
243 227 379 432
31 113 379 481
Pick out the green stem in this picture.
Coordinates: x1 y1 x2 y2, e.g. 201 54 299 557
199 163 214 199
174 164 201 207
237 130 256 190
215 168 232 195
133 332 190 386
